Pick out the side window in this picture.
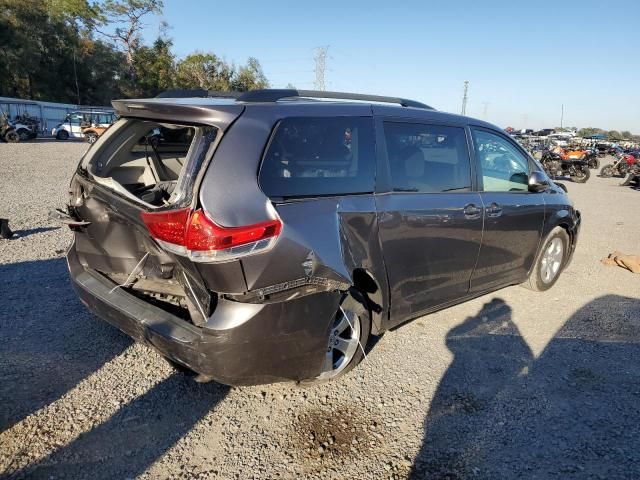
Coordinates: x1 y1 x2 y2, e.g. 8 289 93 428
259 117 375 198
472 129 529 192
383 122 472 193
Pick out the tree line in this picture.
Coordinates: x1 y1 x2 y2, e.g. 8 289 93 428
575 128 639 143
0 0 269 105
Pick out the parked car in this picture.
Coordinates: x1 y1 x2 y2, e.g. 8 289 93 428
52 110 116 140
61 89 581 386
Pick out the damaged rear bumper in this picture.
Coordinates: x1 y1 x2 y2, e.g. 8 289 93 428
67 244 341 386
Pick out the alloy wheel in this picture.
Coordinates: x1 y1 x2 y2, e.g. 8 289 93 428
540 237 563 284
316 307 361 380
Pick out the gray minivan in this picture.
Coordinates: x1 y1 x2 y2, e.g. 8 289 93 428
63 89 580 385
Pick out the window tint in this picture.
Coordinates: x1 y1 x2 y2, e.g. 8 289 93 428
259 117 375 198
383 122 472 193
472 129 529 192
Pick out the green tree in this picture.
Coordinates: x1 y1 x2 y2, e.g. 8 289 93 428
231 57 269 91
175 53 234 91
577 127 605 138
608 130 622 140
98 0 163 80
0 0 271 103
130 37 176 97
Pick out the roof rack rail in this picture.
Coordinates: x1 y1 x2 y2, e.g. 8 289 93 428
155 89 241 99
236 89 433 109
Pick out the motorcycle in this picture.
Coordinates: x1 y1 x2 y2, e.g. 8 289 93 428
0 113 19 143
619 158 640 187
599 153 636 178
562 148 599 169
541 150 590 183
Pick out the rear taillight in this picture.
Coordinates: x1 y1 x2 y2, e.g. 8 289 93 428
140 208 281 262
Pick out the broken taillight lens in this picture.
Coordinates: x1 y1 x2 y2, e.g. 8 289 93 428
140 208 281 262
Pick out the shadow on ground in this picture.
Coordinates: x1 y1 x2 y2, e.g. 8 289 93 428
410 294 640 479
1 258 230 479
0 258 131 432
11 226 60 239
11 374 229 479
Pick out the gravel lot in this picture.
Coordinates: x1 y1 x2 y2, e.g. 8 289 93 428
1 140 640 479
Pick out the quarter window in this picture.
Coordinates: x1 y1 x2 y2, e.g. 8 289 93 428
383 122 472 193
472 129 529 192
259 117 375 198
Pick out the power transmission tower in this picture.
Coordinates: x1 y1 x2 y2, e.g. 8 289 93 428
461 81 469 115
314 46 329 91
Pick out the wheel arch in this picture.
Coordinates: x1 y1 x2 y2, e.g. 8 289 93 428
351 267 384 335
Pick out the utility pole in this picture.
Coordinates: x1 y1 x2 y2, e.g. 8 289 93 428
73 48 81 105
461 80 469 115
560 104 564 129
482 101 489 119
314 46 329 91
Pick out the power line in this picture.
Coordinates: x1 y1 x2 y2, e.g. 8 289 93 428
313 46 329 91
461 80 469 115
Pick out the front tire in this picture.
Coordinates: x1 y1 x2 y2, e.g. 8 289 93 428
4 130 19 143
599 164 614 177
308 289 371 383
570 166 590 183
56 130 69 140
86 132 98 144
522 227 570 292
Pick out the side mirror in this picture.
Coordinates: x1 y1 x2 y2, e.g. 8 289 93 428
528 170 549 192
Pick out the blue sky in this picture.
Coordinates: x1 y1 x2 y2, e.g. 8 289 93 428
140 0 639 131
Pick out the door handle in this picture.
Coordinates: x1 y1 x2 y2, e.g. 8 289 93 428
463 203 481 218
486 202 503 217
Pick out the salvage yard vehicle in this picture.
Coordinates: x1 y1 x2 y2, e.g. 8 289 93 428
62 89 581 386
81 125 108 144
12 113 39 141
562 148 599 169
600 153 637 178
52 110 116 140
541 150 591 183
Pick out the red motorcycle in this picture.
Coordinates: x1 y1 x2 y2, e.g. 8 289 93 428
600 153 636 178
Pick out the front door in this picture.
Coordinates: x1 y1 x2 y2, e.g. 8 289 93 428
469 128 546 291
375 121 483 323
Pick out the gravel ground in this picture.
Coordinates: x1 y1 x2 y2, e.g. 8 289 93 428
1 140 640 479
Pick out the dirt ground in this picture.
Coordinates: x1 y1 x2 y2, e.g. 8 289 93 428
1 140 639 479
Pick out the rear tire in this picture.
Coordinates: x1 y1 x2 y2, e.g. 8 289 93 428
56 130 69 141
522 227 570 292
86 132 98 144
17 128 30 141
570 166 590 183
304 289 371 384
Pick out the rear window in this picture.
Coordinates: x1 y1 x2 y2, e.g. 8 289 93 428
84 119 216 207
259 116 375 198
